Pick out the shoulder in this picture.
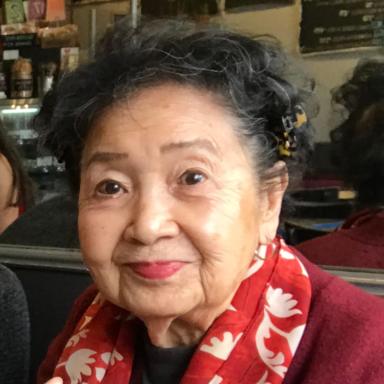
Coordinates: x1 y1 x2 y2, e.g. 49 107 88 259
0 263 19 286
0 264 28 322
0 195 79 248
37 284 98 383
304 256 384 324
0 264 29 384
296 231 344 260
285 255 384 383
296 217 384 268
0 263 24 300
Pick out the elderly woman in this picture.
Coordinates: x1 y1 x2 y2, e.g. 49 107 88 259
37 21 384 384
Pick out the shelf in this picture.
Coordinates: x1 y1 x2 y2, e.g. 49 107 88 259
28 168 65 176
0 98 40 108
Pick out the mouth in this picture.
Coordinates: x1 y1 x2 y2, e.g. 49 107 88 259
126 261 187 280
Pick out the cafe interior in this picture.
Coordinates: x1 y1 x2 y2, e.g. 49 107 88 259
0 1 383 383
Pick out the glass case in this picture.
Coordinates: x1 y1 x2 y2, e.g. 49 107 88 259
0 98 68 201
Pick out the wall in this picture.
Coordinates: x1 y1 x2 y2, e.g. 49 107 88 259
72 0 131 62
72 0 382 142
213 1 383 142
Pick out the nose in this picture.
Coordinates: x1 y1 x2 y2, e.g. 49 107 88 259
124 190 180 245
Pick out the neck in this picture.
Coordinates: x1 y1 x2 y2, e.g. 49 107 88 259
142 296 235 348
145 317 203 348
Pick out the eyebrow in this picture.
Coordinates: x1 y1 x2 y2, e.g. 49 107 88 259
160 139 219 156
83 139 219 169
83 152 129 169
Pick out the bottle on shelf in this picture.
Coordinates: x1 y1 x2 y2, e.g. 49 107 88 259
0 63 7 100
10 57 33 99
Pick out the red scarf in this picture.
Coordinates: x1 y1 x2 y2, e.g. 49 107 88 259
53 237 311 384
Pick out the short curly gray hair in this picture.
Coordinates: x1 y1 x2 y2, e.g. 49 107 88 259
35 19 313 193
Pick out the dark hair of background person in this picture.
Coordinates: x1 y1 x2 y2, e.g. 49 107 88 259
330 59 384 209
34 19 314 198
0 126 34 209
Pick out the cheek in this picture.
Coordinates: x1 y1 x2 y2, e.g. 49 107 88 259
78 207 126 265
239 189 261 244
180 196 258 306
183 187 259 265
212 186 258 240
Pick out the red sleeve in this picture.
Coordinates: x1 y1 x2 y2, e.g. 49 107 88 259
284 255 384 383
36 285 98 384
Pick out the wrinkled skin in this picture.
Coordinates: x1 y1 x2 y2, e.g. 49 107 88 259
78 84 286 347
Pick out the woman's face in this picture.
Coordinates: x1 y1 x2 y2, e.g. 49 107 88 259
78 84 279 322
0 154 19 234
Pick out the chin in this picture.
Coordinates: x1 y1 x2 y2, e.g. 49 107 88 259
118 287 201 320
126 301 194 320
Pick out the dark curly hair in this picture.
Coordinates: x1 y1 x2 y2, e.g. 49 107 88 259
0 126 34 209
35 19 313 194
330 59 384 207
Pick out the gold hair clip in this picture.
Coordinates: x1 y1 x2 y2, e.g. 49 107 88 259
278 105 307 158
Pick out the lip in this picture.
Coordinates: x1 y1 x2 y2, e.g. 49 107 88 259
127 261 187 280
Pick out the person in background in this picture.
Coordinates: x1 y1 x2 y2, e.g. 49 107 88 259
0 125 34 234
36 21 384 384
0 126 33 384
0 100 78 248
297 60 384 269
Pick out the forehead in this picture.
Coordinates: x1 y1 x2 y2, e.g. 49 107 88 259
84 83 244 156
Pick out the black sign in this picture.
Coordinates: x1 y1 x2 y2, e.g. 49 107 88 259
225 0 293 8
300 0 384 53
1 33 37 49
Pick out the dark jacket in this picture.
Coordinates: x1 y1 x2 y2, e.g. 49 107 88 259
0 264 30 384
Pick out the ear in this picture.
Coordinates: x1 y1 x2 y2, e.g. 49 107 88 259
258 161 288 244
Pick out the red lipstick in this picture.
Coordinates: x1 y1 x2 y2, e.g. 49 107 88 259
129 261 186 279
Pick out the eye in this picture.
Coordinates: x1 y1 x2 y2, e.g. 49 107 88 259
95 180 125 196
179 170 206 186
